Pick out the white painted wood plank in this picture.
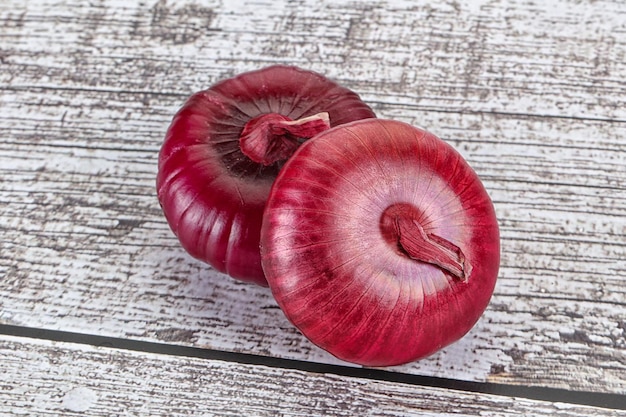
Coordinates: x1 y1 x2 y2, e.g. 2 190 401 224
1 0 625 120
1 89 624 393
1 0 625 396
1 334 624 417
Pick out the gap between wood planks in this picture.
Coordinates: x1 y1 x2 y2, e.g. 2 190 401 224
1 324 624 411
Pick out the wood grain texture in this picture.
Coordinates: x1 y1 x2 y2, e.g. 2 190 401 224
1 334 624 417
1 0 625 396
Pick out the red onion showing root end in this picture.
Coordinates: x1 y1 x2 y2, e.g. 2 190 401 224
261 119 500 366
157 66 375 285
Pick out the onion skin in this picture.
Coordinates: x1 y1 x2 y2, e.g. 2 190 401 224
157 66 375 285
261 119 500 366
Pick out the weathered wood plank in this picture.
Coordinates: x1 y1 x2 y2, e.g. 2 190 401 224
1 0 625 120
1 87 624 393
1 334 624 416
1 0 625 396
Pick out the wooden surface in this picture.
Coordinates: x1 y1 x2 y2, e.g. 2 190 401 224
1 334 624 417
1 0 625 415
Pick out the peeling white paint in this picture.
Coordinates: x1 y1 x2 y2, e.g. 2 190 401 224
61 387 98 412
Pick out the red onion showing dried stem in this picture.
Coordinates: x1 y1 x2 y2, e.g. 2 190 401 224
157 66 375 285
261 119 500 366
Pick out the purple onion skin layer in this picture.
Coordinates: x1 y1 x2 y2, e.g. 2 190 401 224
261 119 500 366
157 66 376 286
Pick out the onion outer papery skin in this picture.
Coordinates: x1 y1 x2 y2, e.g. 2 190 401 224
157 66 376 285
260 119 500 366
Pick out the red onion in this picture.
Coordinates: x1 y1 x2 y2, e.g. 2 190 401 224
261 119 500 366
157 66 375 285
